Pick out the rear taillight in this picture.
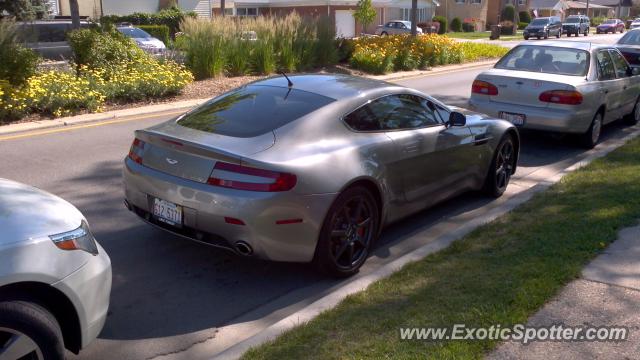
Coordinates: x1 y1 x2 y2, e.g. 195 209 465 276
472 80 499 95
539 90 583 105
128 138 146 164
207 162 297 192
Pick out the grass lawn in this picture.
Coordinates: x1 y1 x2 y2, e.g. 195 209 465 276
447 31 524 41
243 134 640 359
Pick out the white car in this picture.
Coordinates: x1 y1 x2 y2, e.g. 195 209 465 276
117 25 167 54
630 18 640 29
375 20 423 36
0 179 111 359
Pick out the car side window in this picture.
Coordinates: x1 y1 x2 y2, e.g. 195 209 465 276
344 95 440 131
609 50 630 78
597 51 616 80
386 22 394 28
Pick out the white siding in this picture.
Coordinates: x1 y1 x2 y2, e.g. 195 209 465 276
180 0 212 17
102 0 159 15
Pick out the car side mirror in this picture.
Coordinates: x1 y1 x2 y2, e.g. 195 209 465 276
448 112 466 127
630 67 640 76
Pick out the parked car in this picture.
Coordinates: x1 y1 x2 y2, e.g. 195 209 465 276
596 18 625 33
375 20 423 36
469 41 640 148
629 18 640 29
0 178 111 359
123 74 519 277
562 15 590 36
523 17 563 40
16 20 91 60
616 29 640 68
117 24 166 54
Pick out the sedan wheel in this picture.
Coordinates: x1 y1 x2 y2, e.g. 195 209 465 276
315 187 379 277
625 97 640 125
483 135 516 198
580 112 603 149
0 301 64 360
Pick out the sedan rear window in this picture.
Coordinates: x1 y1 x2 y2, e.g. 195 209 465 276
177 85 334 137
618 31 640 45
495 45 590 76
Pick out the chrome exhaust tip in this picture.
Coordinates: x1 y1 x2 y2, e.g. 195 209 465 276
235 241 253 256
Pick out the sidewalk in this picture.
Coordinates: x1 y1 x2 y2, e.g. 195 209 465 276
489 223 640 359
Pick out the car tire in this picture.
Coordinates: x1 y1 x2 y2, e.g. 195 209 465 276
556 30 561 38
314 186 380 278
544 31 549 39
483 134 516 198
580 112 603 149
625 97 640 125
380 31 388 36
0 300 65 360
524 35 529 40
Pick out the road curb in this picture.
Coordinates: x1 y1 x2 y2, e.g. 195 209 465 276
0 60 498 138
212 125 640 360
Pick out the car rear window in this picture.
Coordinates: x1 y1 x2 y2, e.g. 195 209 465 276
618 31 640 45
495 45 590 76
530 18 550 25
118 27 152 39
177 85 335 137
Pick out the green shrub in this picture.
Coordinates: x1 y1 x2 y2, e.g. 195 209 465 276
67 28 146 73
591 16 606 26
101 7 196 36
462 22 475 32
519 11 532 23
502 4 516 22
180 18 226 79
518 21 528 30
433 15 447 34
138 25 170 45
337 38 355 63
0 19 39 87
500 21 515 35
450 17 462 32
314 16 338 67
253 37 276 75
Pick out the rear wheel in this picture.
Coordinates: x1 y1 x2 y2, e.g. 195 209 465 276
524 35 529 40
483 135 516 198
314 187 380 277
625 97 640 125
380 31 388 36
556 30 561 38
580 112 603 149
544 31 549 39
0 301 64 360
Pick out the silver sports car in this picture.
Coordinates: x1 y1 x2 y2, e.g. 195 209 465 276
469 41 640 148
123 74 519 276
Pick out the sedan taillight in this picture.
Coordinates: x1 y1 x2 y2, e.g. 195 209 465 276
128 138 146 164
472 80 499 95
539 90 583 105
207 162 297 192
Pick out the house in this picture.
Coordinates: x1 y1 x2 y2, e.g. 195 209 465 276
48 0 102 18
102 0 213 18
487 0 530 26
526 0 567 17
588 0 632 17
211 0 438 37
435 0 529 31
565 1 613 17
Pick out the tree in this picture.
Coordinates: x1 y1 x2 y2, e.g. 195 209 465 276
69 0 80 29
221 0 226 16
0 0 47 20
353 0 376 35
410 0 418 36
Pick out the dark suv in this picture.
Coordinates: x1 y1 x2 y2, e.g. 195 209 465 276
563 15 590 36
523 16 563 40
16 20 91 60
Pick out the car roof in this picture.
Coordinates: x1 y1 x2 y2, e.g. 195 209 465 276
517 40 601 51
18 20 90 25
250 74 396 101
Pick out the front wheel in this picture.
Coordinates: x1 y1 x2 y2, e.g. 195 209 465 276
314 187 380 277
380 31 388 36
580 112 603 149
625 97 640 125
556 30 561 38
0 300 65 360
524 35 529 40
544 31 549 39
483 135 516 198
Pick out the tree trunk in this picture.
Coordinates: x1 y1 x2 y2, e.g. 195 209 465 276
221 0 225 16
69 0 80 29
410 0 418 36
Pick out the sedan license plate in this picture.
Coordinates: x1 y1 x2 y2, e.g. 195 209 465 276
153 198 182 226
499 112 525 126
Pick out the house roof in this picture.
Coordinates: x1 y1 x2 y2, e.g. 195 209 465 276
565 1 612 9
588 0 632 7
529 0 567 10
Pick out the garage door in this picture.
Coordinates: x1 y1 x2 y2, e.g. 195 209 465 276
335 10 355 38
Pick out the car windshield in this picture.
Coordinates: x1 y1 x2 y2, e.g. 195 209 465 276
618 30 640 45
118 27 152 38
530 18 549 25
564 18 580 23
177 85 335 137
495 45 590 76
604 20 616 24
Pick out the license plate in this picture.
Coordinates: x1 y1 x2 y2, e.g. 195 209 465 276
153 198 183 226
499 112 525 126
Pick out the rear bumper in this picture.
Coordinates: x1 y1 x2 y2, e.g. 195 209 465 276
469 97 593 134
52 243 111 349
123 158 336 263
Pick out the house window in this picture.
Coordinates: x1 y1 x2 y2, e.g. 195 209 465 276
471 0 481 4
518 0 526 5
236 7 259 16
401 8 428 22
223 8 234 16
455 0 465 4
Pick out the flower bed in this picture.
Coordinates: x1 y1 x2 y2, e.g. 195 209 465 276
349 34 508 74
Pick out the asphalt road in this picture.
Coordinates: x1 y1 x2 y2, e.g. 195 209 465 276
0 34 632 360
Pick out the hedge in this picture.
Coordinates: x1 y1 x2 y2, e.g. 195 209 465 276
451 17 462 32
101 7 196 36
138 25 170 45
433 15 448 34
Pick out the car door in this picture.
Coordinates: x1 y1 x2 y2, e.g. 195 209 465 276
609 49 636 116
380 95 474 206
596 50 625 123
396 22 408 34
